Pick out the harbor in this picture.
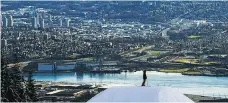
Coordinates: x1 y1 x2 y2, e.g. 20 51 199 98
23 60 122 73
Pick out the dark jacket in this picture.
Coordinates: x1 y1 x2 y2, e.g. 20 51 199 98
143 72 147 80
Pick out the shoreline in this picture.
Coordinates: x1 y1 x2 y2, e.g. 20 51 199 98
30 69 228 77
182 73 228 77
19 59 228 77
158 69 228 77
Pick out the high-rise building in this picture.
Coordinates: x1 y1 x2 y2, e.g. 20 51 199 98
8 15 14 27
40 18 45 28
32 17 37 28
2 16 8 27
59 18 62 27
1 39 8 47
66 18 71 27
48 14 53 27
48 14 52 21
36 13 40 27
41 12 45 18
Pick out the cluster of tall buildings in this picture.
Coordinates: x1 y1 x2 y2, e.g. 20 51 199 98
2 15 14 27
56 18 71 28
32 12 46 29
31 12 71 29
2 12 71 29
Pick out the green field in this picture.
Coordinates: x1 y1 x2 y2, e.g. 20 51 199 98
203 62 217 65
70 53 80 58
159 68 189 73
134 46 152 53
159 68 202 75
182 71 201 75
146 50 164 56
175 58 199 64
188 35 201 39
120 46 152 57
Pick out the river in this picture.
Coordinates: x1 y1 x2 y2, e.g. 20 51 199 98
31 64 228 98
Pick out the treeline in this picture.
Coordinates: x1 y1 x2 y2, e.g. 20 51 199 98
1 55 38 102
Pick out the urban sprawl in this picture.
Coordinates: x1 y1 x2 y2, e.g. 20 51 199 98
1 1 228 102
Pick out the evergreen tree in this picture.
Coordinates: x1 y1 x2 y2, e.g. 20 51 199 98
1 53 26 102
1 58 13 102
10 67 27 102
25 69 38 102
